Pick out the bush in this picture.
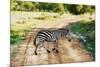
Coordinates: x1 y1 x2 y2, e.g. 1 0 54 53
67 5 95 15
69 20 95 54
10 30 22 44
11 0 95 15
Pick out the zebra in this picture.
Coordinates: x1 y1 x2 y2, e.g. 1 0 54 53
33 28 73 55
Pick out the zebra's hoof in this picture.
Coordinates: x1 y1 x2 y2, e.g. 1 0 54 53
52 48 59 53
68 40 71 42
47 50 50 53
52 48 56 51
35 53 37 55
34 52 37 55
56 50 59 53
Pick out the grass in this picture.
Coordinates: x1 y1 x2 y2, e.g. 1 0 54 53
11 11 62 45
69 20 95 55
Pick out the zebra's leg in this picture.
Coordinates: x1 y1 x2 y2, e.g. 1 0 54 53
52 40 59 53
34 45 38 55
43 44 50 53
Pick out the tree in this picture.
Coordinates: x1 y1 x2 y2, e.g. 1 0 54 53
54 4 65 14
67 4 95 15
10 0 95 15
22 2 35 11
11 0 18 10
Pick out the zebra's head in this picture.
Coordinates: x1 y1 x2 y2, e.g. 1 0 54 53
65 29 73 42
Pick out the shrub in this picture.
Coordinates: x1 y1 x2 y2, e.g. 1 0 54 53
10 30 22 44
69 20 95 54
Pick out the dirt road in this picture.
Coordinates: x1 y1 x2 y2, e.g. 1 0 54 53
11 16 94 67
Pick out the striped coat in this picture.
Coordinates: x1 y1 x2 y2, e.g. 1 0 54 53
34 28 72 55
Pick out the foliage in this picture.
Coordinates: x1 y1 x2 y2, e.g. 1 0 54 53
10 30 22 44
66 4 95 15
11 0 95 15
11 0 18 10
69 20 95 54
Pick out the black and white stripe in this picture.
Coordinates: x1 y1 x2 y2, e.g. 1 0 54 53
34 28 72 55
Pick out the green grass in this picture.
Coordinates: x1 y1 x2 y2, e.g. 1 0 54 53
69 20 95 55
